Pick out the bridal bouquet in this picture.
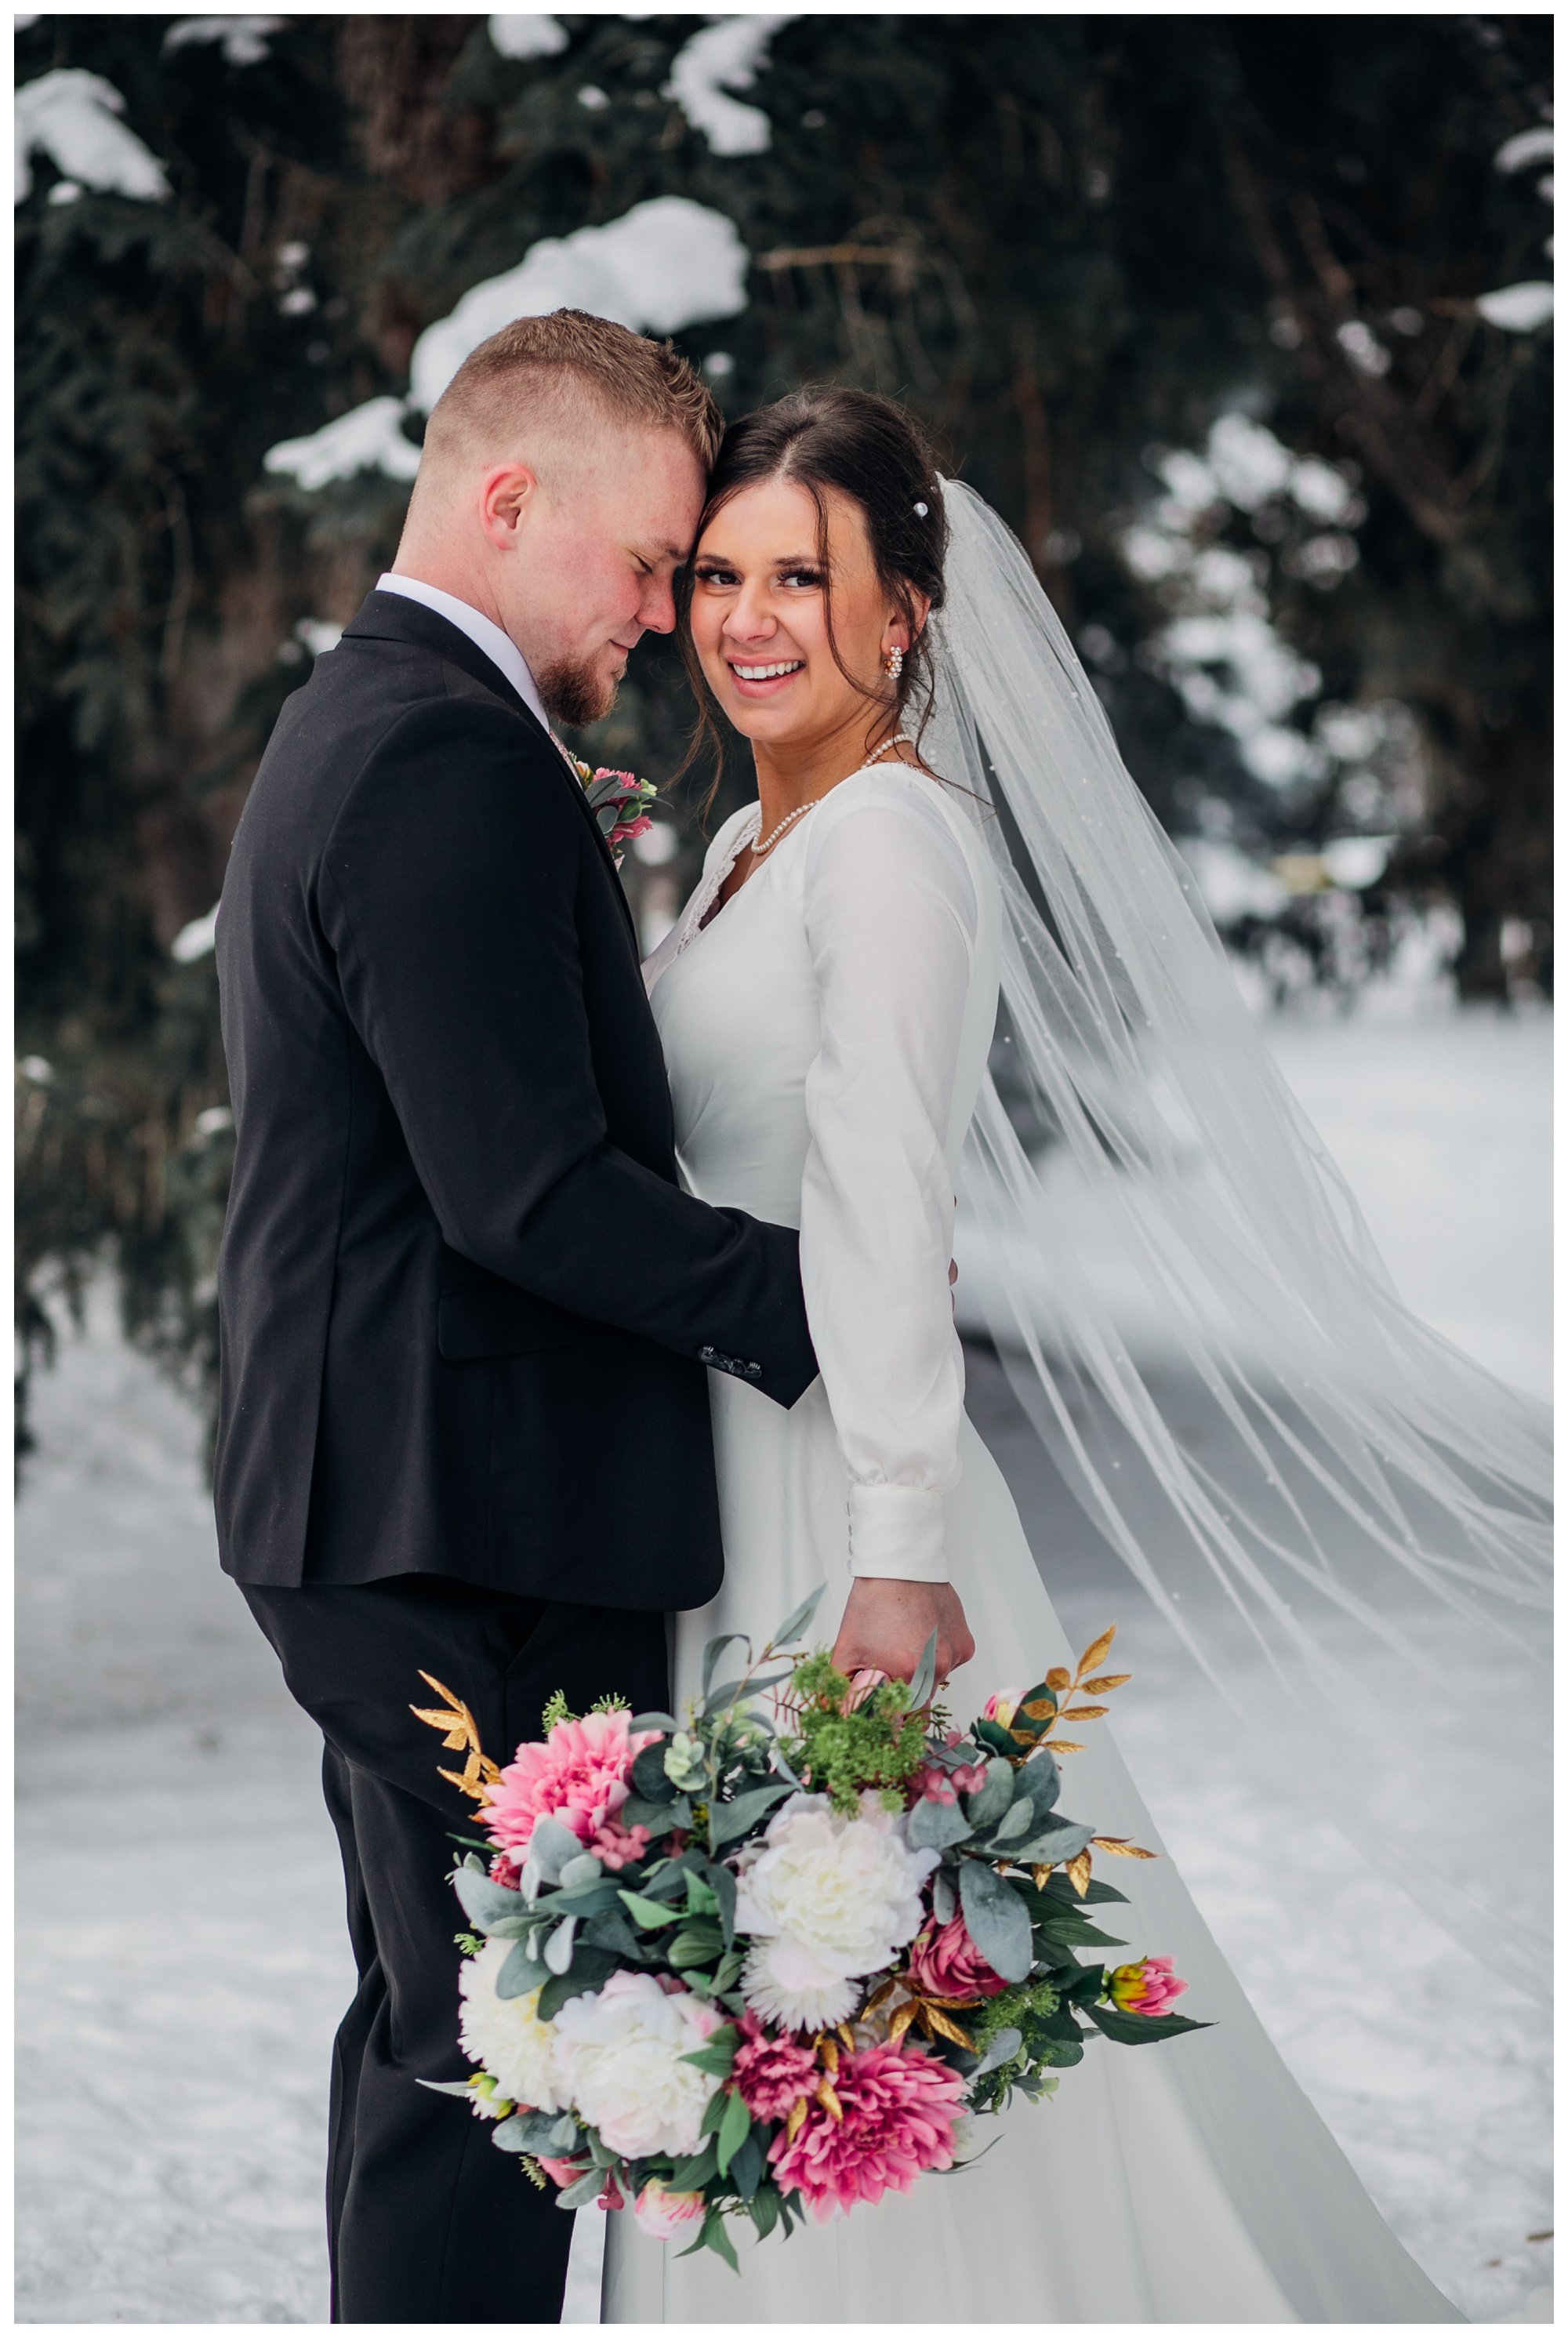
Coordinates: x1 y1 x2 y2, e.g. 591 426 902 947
417 1594 1204 2269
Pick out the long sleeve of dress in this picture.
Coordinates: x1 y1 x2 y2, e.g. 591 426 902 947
798 781 978 1581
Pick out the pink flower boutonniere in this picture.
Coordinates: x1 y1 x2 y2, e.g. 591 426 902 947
571 757 659 866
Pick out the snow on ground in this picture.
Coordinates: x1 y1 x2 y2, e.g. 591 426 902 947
15 1004 1552 2323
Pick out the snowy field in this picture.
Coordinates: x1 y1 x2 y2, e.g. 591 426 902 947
15 1000 1551 2325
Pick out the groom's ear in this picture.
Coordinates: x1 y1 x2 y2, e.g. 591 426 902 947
478 462 540 550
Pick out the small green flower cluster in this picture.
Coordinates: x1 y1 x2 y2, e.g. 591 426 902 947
782 1656 931 1814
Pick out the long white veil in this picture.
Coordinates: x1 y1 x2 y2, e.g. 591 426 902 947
927 481 1551 1993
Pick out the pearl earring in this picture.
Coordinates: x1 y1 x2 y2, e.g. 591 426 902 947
884 644 905 682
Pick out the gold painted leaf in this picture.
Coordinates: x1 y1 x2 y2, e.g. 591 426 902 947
1044 1668 1073 1693
437 1763 492 1804
1080 1674 1131 1695
1065 1850 1094 1897
888 2002 918 2046
786 2095 809 2144
921 2006 976 2050
817 2035 840 2077
1076 1626 1117 1676
1031 1864 1055 1889
1063 1704 1110 1720
862 1977 898 2016
1092 1836 1156 1860
1046 1740 1086 1755
1020 1697 1057 1721
817 2075 844 2122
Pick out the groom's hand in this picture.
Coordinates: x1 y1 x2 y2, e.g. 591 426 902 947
831 1577 975 1690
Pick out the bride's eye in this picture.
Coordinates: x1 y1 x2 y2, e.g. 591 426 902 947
779 565 825 590
692 562 739 589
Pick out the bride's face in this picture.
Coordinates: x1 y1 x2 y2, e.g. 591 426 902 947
688 477 912 752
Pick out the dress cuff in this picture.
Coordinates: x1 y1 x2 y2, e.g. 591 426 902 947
847 1483 948 1581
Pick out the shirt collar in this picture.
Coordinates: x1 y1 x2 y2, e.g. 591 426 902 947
376 572 551 737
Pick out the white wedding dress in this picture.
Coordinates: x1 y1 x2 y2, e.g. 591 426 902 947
601 762 1461 2325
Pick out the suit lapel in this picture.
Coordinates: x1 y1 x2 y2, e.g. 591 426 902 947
343 592 639 943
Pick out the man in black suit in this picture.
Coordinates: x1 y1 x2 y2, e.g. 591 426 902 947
216 310 816 2322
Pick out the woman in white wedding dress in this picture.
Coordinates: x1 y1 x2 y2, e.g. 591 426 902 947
602 388 1545 2322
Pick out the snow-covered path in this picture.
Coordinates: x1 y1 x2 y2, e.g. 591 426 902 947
16 1004 1552 2323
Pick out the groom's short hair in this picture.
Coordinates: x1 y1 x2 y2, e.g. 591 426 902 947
422 308 722 474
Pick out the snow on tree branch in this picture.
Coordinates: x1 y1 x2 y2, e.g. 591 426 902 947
15 70 170 205
265 198 750 490
663 15 795 157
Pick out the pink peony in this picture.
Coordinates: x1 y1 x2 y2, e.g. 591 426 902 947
632 2180 706 2242
590 1818 652 1871
732 2014 819 2123
768 2040 966 2220
482 1709 659 1857
1108 1956 1188 2017
983 1686 1025 1730
906 1915 1009 2002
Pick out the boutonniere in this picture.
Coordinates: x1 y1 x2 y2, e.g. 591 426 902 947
569 756 659 866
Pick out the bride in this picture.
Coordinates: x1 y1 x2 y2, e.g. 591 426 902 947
602 387 1547 2322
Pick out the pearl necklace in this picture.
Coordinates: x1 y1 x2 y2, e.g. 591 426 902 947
747 732 914 862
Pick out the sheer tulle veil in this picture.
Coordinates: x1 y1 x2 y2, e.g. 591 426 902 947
926 480 1551 1993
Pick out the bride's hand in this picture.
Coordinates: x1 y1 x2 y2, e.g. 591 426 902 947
831 1577 975 1691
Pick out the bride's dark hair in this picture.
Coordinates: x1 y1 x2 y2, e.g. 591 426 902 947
678 386 949 805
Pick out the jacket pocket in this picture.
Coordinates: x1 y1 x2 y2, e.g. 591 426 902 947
437 1282 608 1361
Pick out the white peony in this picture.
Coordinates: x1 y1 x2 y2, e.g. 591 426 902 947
457 1940 567 2112
551 1970 722 2159
734 1792 938 2031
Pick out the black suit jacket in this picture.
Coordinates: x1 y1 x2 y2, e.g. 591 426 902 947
214 590 816 1604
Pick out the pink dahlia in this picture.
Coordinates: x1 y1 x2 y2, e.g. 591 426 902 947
906 1915 1009 2003
1108 1955 1188 2017
768 2041 966 2220
732 2014 818 2123
482 1710 659 1857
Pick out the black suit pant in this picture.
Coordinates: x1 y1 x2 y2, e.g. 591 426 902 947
242 1575 669 2324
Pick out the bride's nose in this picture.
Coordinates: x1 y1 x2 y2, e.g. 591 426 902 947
722 577 779 646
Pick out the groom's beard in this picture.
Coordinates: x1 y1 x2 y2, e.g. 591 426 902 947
536 654 619 730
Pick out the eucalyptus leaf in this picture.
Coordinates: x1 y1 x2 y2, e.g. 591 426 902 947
496 1937 543 1999
907 1628 939 1709
537 1949 618 2021
543 1916 578 1974
452 1868 527 1933
492 2107 574 2153
906 1795 972 1852
709 1777 795 1848
702 1631 750 1701
770 1584 826 1651
931 1868 957 1925
992 1795 1036 1843
706 1859 737 1950
964 1758 1015 1834
1011 1748 1061 1817
1014 1816 1094 1867
630 1744 678 1803
630 1711 677 1734
528 1817 583 1883
557 1853 603 1890
958 1860 1034 1983
973 2025 1023 2077
556 2169 603 2210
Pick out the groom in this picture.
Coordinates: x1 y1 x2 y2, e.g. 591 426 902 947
212 313 820 2322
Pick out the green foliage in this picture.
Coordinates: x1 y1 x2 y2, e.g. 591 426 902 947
783 1659 930 1813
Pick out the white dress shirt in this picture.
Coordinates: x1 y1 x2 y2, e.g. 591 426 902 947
376 572 551 738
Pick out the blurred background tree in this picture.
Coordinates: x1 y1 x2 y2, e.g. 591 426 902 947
15 11 1552 1449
